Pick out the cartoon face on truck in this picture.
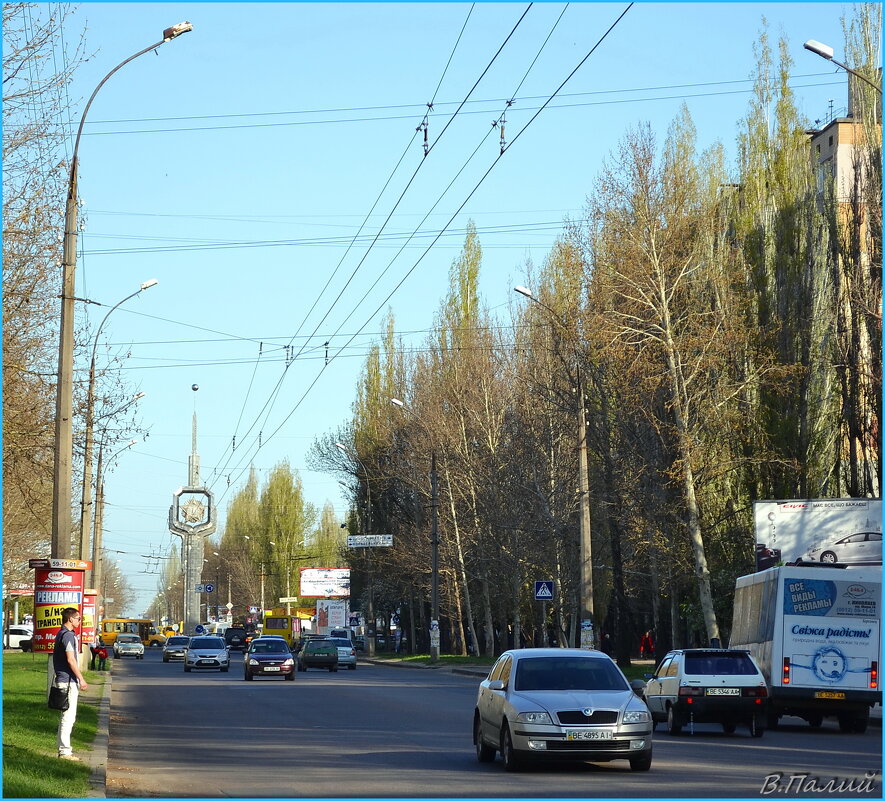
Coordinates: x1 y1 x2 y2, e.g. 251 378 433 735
811 646 847 682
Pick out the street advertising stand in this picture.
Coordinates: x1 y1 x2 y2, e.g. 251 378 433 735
81 589 98 646
28 558 90 652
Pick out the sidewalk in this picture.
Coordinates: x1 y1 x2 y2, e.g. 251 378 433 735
80 672 111 798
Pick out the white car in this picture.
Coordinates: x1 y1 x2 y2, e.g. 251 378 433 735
473 648 653 772
4 625 33 650
184 636 230 672
325 637 357 670
801 531 882 566
114 633 145 659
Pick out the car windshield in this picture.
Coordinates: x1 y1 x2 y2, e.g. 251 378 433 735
167 637 190 646
251 640 289 653
514 657 629 691
684 652 759 675
190 638 224 649
118 636 140 643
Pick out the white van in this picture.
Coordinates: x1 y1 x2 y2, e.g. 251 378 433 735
730 565 880 732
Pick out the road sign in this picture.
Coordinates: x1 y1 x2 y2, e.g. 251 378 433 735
279 596 299 603
347 534 393 548
226 602 233 610
194 584 205 593
534 581 554 600
194 624 205 634
204 583 215 593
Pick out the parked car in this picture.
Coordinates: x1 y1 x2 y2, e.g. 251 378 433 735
162 635 191 662
4 626 33 650
184 636 230 673
296 638 339 672
114 633 145 659
755 543 781 571
473 648 653 772
352 636 366 652
326 637 357 670
224 627 248 651
800 531 882 566
643 648 767 737
244 637 295 680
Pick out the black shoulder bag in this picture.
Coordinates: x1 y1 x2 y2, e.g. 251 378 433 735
48 682 71 711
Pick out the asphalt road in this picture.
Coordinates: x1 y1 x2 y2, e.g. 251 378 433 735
105 649 882 798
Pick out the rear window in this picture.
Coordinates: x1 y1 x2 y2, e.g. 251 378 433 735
307 641 336 653
683 652 759 676
514 657 629 691
226 629 246 639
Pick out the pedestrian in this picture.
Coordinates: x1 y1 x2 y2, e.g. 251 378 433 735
96 644 108 671
52 607 88 761
639 630 654 659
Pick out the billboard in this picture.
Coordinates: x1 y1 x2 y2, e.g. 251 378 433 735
31 566 86 652
316 599 347 629
299 568 350 597
754 499 882 570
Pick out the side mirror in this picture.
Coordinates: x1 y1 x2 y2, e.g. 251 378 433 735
643 673 653 680
488 679 505 691
630 679 646 697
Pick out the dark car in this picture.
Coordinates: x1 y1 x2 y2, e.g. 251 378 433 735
224 627 248 651
755 543 781 571
162 635 191 662
244 637 295 681
297 639 339 672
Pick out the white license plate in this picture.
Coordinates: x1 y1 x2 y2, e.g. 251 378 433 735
706 688 740 696
263 666 281 671
566 730 613 741
199 659 215 664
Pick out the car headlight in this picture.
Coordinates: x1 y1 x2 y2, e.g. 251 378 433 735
516 711 552 724
623 709 651 724
249 658 259 665
284 658 294 666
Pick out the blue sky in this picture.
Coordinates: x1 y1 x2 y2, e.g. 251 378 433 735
59 2 863 613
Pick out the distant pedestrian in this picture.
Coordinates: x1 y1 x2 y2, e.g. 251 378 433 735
53 607 88 761
96 645 108 671
639 630 655 659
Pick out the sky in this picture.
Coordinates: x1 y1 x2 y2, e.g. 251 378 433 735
53 1 864 615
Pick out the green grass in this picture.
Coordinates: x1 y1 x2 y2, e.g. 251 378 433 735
2 651 106 798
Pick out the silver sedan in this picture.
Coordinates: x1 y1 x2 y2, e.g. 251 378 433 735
473 648 653 772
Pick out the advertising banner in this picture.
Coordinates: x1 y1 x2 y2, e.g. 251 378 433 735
32 567 85 652
316 599 347 628
81 590 97 646
753 499 882 569
299 568 350 597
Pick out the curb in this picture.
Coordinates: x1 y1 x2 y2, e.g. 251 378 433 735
85 672 110 798
360 657 488 678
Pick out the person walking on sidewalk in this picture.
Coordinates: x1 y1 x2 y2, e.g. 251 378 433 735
53 607 88 761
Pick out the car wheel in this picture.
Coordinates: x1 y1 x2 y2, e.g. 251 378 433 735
766 712 780 730
150 641 160 648
500 724 523 772
330 666 337 672
285 672 295 681
721 722 736 734
348 665 356 670
244 671 252 680
221 666 229 673
629 751 653 772
474 715 495 763
820 551 837 564
163 656 169 663
184 665 191 672
667 706 682 736
807 714 823 728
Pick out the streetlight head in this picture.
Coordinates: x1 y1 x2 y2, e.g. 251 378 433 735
163 21 193 41
140 278 159 291
390 397 405 407
804 40 834 60
514 285 533 298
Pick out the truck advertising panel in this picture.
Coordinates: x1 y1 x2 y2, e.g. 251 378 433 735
753 499 881 569
781 575 879 691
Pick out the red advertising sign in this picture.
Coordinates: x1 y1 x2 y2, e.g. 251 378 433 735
31 567 85 653
81 590 97 646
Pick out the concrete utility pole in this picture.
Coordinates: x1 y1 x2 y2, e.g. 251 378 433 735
169 400 215 635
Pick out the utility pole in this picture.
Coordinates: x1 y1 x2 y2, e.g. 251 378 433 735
259 562 265 625
429 451 440 663
577 369 595 649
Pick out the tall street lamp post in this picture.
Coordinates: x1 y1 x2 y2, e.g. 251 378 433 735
79 280 157 564
804 40 883 95
389 398 441 663
514 286 595 649
51 21 192 558
336 442 376 657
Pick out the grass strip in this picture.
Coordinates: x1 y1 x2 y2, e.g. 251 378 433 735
2 650 106 798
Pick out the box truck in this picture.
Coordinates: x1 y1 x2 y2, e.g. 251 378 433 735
730 565 880 732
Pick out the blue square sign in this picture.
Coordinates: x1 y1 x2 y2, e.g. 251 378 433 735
534 581 555 600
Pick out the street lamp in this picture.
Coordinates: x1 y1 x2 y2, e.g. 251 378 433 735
336 441 376 657
79 281 157 563
804 39 882 95
51 22 192 558
389 397 441 663
514 285 595 649
91 438 137 616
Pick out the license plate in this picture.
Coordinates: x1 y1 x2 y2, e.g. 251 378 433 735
815 691 846 700
706 688 740 696
263 666 280 672
566 730 613 741
199 659 215 665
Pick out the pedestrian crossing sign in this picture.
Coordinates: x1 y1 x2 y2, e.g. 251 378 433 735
534 580 555 600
